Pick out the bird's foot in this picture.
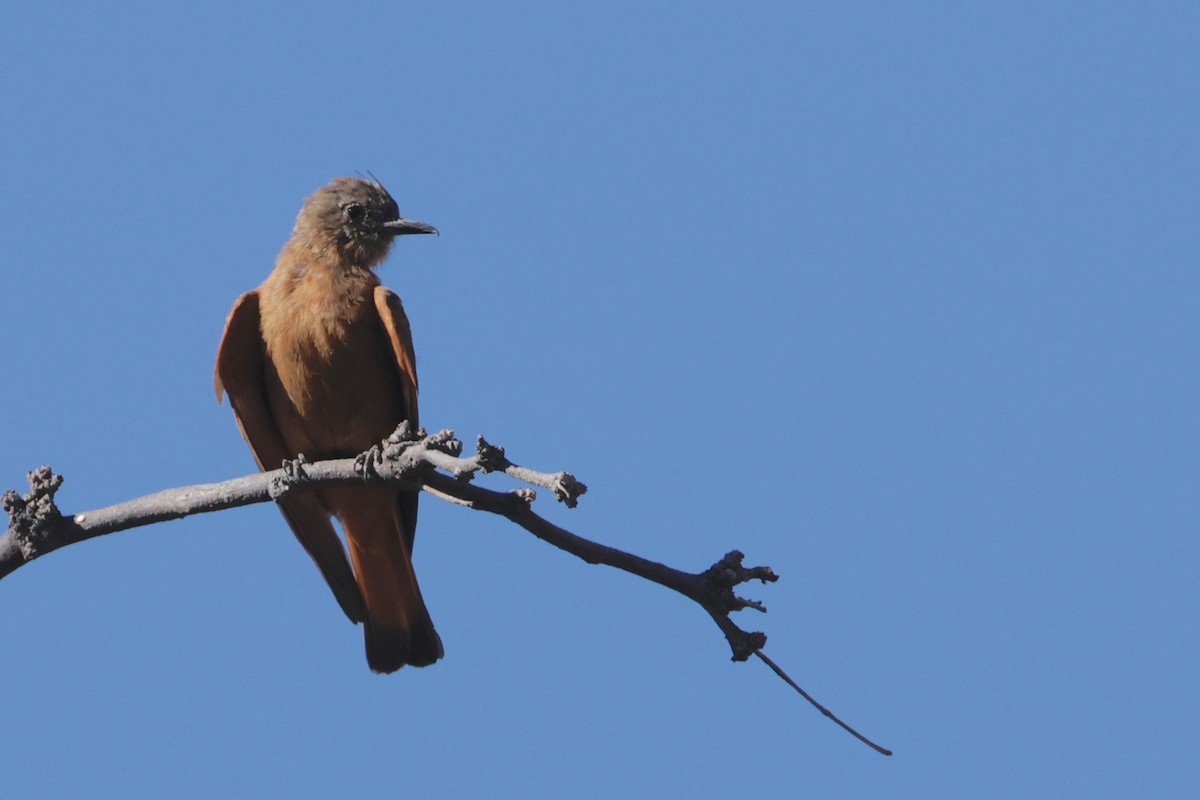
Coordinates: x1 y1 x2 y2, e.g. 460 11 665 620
268 454 310 500
354 445 384 480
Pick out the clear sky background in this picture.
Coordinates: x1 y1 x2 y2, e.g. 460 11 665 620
1 2 1196 797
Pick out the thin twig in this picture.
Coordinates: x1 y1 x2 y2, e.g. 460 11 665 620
754 649 893 756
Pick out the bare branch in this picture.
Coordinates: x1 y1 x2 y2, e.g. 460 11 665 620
1 425 889 755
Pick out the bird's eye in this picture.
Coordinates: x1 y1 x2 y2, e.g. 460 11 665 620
345 204 366 221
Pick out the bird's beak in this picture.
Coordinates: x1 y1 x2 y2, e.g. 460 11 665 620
382 218 439 236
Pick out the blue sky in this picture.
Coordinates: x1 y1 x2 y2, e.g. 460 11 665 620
1 2 1196 797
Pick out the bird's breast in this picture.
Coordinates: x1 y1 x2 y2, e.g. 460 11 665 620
258 267 405 454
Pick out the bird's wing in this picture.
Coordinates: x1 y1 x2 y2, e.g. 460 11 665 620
372 286 421 549
372 286 420 428
215 290 367 623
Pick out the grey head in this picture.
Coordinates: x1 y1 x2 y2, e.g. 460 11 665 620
293 176 437 268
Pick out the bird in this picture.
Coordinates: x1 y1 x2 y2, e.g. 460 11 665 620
214 176 442 672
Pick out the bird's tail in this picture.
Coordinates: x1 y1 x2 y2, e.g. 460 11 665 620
335 489 443 673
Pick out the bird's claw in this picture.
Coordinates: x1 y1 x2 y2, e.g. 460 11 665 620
355 445 384 480
269 455 309 500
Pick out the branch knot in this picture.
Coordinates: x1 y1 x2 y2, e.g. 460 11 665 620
2 466 65 558
474 436 507 473
696 551 779 660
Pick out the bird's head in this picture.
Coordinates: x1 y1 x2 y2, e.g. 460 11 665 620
292 176 437 268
